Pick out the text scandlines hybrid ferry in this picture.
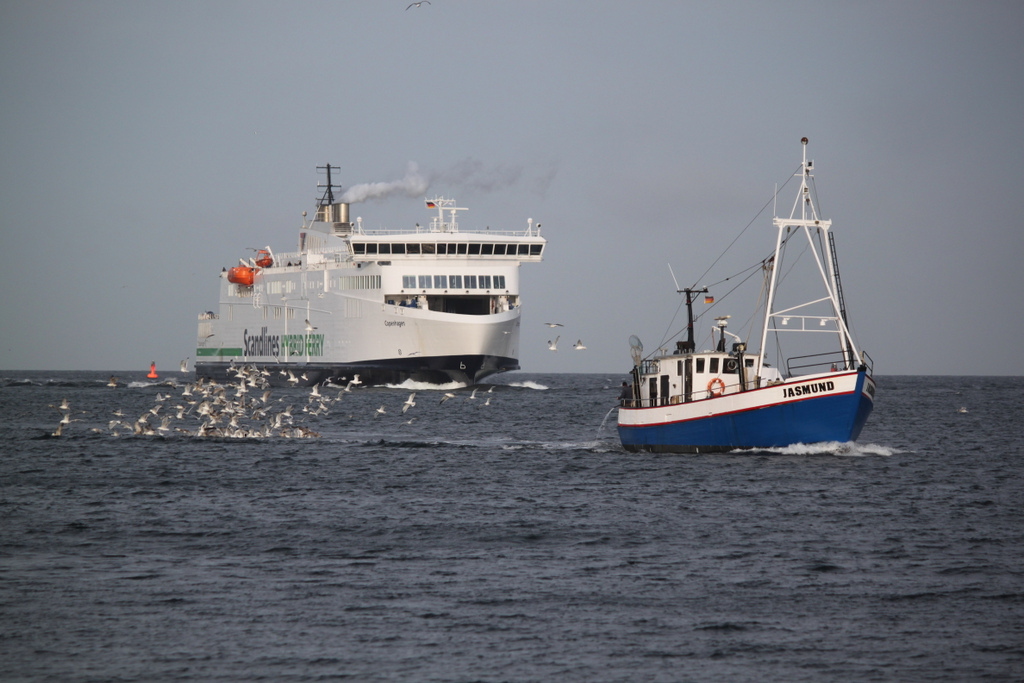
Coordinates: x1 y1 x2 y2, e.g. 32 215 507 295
195 165 545 387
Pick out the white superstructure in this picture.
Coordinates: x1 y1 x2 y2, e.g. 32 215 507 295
196 166 545 386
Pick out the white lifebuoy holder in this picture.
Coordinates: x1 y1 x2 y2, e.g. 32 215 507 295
707 377 726 397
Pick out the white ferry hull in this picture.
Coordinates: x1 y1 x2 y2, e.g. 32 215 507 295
196 297 523 386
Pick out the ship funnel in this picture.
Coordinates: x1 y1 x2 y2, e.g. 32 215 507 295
316 202 352 234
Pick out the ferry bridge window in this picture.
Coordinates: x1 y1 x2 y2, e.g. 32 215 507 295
479 275 492 289
493 244 507 255
434 275 447 289
530 244 543 256
365 243 378 254
418 275 431 288
391 243 405 254
494 275 506 289
481 244 494 255
436 244 447 255
449 275 462 288
457 243 468 254
518 244 530 255
468 243 481 255
406 243 420 254
353 243 366 255
465 275 477 289
402 275 416 288
378 243 391 254
422 243 436 254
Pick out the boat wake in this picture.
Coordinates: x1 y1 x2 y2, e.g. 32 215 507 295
735 441 899 457
381 379 469 392
503 380 548 390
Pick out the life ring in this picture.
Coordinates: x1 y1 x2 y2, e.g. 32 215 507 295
707 377 726 397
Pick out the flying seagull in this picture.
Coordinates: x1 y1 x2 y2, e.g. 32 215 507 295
573 339 587 350
406 1 430 9
544 322 563 328
548 336 560 352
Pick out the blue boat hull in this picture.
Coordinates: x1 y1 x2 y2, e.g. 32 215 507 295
618 372 875 453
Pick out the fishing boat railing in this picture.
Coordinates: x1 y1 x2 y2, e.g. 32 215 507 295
787 350 873 377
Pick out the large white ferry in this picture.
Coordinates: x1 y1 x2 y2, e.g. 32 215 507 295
195 165 546 386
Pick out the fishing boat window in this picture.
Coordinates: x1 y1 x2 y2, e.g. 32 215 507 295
406 243 420 254
449 275 462 288
418 275 431 288
479 275 492 289
724 359 739 374
709 358 719 373
468 244 481 255
403 276 416 288
493 244 507 255
481 244 494 255
465 275 477 288
695 358 705 373
434 275 447 289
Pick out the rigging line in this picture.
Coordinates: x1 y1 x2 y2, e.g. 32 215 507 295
687 162 803 290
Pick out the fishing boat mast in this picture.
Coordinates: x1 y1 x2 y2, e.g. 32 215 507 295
755 138 862 381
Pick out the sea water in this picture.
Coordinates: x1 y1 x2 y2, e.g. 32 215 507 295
1 372 1021 681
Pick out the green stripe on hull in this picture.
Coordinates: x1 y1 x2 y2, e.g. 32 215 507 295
195 347 244 357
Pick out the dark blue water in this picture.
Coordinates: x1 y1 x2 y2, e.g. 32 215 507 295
1 372 1022 681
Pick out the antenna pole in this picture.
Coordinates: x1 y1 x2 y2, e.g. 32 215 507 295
681 287 708 352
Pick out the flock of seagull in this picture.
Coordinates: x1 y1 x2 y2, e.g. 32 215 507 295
543 323 586 352
47 364 499 440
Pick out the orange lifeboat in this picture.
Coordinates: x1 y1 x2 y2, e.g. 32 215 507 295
227 266 257 286
254 249 274 268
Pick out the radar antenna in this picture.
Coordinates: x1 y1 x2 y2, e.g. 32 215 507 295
629 335 644 367
316 164 344 207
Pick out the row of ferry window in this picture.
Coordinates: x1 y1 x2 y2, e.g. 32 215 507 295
402 275 506 290
353 242 542 256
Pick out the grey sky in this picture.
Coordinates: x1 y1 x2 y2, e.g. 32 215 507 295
2 1 1021 376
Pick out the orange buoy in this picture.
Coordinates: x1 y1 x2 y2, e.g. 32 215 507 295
147 362 159 379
